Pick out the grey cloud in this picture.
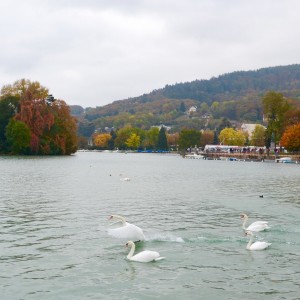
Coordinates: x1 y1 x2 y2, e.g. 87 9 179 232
1 0 300 107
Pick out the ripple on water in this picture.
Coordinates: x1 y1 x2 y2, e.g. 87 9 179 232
1 153 300 299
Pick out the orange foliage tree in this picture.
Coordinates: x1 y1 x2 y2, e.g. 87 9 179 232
199 130 214 147
280 124 300 152
167 133 179 148
93 133 111 148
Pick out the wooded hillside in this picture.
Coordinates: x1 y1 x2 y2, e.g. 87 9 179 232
72 64 300 137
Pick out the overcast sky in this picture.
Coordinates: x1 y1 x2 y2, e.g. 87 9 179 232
0 0 299 108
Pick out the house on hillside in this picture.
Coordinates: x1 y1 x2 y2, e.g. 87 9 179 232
187 106 197 115
151 124 172 132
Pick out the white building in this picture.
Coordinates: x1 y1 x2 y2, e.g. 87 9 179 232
240 123 265 139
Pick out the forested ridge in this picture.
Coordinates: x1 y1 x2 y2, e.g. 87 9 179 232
73 64 300 137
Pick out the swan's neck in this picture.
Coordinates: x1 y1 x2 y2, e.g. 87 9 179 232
246 234 253 249
242 217 248 230
113 215 126 225
127 243 135 259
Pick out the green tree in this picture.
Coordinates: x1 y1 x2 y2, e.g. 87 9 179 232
262 91 290 148
115 126 135 150
0 95 20 151
156 127 168 151
5 119 31 154
115 126 144 150
179 102 186 113
143 127 159 149
199 102 209 114
178 129 201 151
77 121 95 137
213 130 219 145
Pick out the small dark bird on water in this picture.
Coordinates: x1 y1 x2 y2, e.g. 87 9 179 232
259 195 264 198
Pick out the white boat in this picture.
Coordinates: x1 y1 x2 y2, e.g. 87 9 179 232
185 153 204 159
275 157 292 163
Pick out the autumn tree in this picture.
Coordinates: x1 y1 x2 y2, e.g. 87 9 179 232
1 79 77 155
94 133 111 148
200 130 214 147
15 89 55 153
219 128 246 146
1 79 48 99
283 109 300 129
280 124 300 152
125 133 140 149
167 133 179 148
47 100 78 155
250 125 266 146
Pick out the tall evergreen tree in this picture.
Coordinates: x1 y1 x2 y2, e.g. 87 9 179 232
156 127 168 151
108 129 117 150
179 102 186 113
213 130 219 145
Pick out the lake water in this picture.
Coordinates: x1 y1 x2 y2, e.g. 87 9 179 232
0 152 299 300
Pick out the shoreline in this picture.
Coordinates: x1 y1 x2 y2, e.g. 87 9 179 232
196 152 300 163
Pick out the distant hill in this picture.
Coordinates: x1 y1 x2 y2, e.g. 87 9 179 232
71 64 300 136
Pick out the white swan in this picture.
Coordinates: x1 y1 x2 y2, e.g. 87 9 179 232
240 213 270 232
107 215 145 241
119 174 130 181
125 241 165 262
245 230 271 250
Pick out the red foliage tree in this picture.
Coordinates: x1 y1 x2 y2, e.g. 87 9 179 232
15 89 54 153
280 124 300 152
11 79 77 155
